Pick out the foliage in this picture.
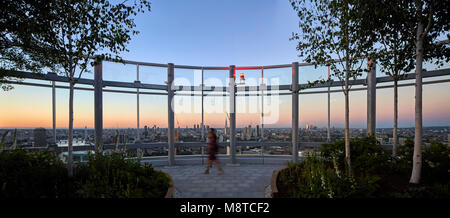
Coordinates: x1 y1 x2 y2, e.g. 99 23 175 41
0 130 8 150
1 0 152 83
0 150 170 198
391 139 449 184
74 153 169 198
290 0 377 170
290 0 374 88
0 150 71 198
393 139 415 173
367 0 450 184
380 0 449 65
0 0 57 90
42 0 151 82
320 136 390 174
355 0 416 80
422 142 449 184
279 153 380 198
278 137 450 198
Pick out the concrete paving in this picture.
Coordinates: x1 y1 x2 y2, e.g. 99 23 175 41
156 164 284 198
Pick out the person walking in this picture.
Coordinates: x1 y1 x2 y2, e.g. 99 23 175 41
204 128 223 174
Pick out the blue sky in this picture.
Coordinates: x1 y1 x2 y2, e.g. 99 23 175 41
124 0 300 66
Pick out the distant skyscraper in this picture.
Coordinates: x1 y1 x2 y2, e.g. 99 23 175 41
256 125 260 137
225 119 228 135
144 125 149 137
33 128 47 147
84 126 88 142
175 126 180 142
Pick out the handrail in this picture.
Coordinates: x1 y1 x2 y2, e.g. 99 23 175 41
4 68 449 94
99 39 450 70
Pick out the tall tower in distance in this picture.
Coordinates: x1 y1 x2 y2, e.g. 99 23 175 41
225 119 228 135
33 128 47 147
84 126 88 143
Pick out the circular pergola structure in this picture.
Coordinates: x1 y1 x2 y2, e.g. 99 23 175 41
4 59 450 166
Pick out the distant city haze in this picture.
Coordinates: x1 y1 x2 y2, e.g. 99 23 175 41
0 0 449 129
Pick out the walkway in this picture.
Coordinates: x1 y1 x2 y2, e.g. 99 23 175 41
156 164 284 198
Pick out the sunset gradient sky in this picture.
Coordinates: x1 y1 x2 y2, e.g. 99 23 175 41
1 0 449 129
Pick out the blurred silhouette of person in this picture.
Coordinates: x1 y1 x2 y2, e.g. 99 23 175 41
204 128 223 174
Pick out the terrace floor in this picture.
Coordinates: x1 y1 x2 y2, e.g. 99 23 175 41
156 163 283 198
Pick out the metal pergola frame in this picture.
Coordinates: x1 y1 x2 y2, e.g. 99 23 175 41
3 59 450 165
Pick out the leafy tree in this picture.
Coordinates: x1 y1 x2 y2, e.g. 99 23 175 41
358 0 416 156
0 0 57 90
375 0 449 184
9 0 150 176
290 0 375 170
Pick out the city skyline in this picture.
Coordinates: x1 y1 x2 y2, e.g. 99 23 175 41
1 79 449 129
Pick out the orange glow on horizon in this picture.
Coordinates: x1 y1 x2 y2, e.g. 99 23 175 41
1 80 449 129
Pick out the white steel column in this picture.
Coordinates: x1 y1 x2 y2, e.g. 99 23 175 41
94 60 103 152
136 64 140 142
367 59 376 136
229 65 236 164
261 68 265 154
52 81 56 144
327 66 331 142
292 62 299 163
168 63 175 166
201 68 205 142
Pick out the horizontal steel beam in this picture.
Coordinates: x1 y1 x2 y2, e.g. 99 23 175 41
4 68 450 95
4 81 168 95
111 59 294 70
4 71 168 90
305 68 450 89
4 77 450 96
174 68 450 92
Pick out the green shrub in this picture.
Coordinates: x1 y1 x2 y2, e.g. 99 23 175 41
279 154 380 198
0 150 71 198
422 142 449 184
392 139 414 173
0 150 170 198
74 153 170 198
278 137 449 198
320 136 390 174
394 139 449 184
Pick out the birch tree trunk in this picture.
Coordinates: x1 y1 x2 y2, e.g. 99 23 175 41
393 79 398 156
343 9 351 170
67 81 74 177
344 67 351 170
410 22 424 184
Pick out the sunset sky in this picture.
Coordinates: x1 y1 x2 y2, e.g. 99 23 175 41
1 0 449 129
